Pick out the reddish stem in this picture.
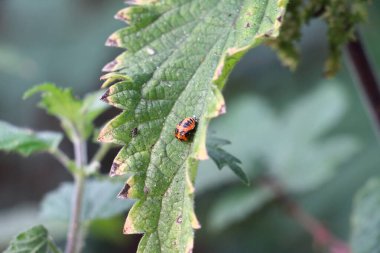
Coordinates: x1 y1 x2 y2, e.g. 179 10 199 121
345 31 380 135
260 177 350 253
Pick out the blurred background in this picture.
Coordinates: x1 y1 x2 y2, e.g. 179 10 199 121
0 1 379 252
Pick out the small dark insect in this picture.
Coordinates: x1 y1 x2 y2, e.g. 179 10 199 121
174 116 198 142
131 127 138 137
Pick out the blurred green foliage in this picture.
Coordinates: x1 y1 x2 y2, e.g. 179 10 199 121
24 83 108 141
40 177 133 223
0 0 380 253
0 0 122 126
0 120 62 156
4 225 60 253
351 178 380 253
204 82 361 231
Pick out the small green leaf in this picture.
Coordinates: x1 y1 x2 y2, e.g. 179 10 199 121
40 177 133 222
23 82 82 120
24 83 108 140
351 178 380 253
0 121 62 156
207 137 249 185
4 225 61 253
208 186 274 231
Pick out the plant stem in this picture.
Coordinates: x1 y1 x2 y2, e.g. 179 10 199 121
84 143 113 175
345 31 380 136
91 143 112 164
51 148 77 174
65 137 87 253
261 177 350 253
280 197 350 253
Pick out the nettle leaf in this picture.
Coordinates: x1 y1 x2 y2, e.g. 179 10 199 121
99 0 287 252
24 83 108 140
207 137 249 185
351 178 380 253
4 225 61 253
0 121 62 156
40 178 133 222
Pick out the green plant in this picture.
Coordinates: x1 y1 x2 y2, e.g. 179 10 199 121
1 0 378 253
0 83 133 253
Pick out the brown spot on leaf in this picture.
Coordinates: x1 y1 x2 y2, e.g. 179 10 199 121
263 29 274 38
123 217 134 234
117 183 131 199
114 9 129 21
100 89 110 103
176 215 183 224
131 127 138 137
109 162 120 177
105 37 118 47
102 60 118 72
97 126 113 143
277 15 283 23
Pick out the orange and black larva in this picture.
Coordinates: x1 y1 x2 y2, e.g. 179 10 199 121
174 116 198 142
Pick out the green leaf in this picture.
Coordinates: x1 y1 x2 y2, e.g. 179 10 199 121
0 120 62 156
206 82 360 193
24 83 108 140
208 186 274 231
40 177 133 222
4 225 61 253
100 0 288 251
350 178 380 253
270 83 360 192
207 137 249 185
